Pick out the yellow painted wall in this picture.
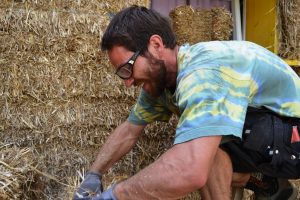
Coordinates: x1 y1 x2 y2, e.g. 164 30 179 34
245 0 277 52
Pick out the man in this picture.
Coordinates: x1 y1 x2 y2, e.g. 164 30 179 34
74 5 300 200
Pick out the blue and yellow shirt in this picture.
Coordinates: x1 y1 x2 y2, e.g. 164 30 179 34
128 41 300 144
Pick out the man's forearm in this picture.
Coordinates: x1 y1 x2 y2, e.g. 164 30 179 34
90 121 145 173
114 136 222 200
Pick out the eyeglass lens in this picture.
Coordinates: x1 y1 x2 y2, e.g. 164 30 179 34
116 64 132 79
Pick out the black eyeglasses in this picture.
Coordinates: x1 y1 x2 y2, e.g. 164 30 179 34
115 51 140 79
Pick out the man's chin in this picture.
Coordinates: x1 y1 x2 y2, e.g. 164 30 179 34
142 86 160 98
149 87 165 98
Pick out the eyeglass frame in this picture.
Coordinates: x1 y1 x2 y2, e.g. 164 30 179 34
115 50 140 79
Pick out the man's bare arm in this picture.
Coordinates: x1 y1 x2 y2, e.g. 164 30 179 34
114 136 222 200
90 121 146 174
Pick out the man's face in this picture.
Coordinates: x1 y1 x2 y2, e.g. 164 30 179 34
108 46 167 97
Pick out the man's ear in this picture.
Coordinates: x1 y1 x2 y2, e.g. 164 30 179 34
147 35 164 58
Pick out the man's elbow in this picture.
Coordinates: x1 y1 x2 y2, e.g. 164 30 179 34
185 167 208 189
173 159 209 189
161 155 209 190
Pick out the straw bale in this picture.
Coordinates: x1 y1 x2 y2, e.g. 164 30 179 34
169 5 232 45
0 34 135 101
277 0 300 60
0 0 150 13
2 97 134 131
0 144 40 200
1 118 176 173
169 6 212 45
211 7 233 40
1 117 177 199
0 9 107 37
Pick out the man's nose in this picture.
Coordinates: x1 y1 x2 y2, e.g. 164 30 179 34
124 78 134 87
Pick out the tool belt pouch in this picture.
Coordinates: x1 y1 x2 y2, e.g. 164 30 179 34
242 107 300 171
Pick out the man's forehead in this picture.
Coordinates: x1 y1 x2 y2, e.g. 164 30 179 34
108 46 132 67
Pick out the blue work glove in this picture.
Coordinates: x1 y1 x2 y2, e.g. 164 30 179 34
74 171 103 200
94 185 117 200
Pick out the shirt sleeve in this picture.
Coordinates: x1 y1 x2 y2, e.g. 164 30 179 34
127 89 173 125
174 68 250 144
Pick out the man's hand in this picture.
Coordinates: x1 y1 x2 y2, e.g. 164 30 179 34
94 185 117 200
74 171 103 200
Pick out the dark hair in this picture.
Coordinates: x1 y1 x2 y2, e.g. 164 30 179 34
101 5 176 53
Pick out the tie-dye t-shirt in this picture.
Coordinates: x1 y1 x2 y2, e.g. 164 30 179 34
128 41 300 144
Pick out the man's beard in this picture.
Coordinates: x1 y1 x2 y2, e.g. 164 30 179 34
146 53 167 98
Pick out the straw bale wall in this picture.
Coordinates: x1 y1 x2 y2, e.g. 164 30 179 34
169 5 232 45
277 0 300 60
0 1 233 200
